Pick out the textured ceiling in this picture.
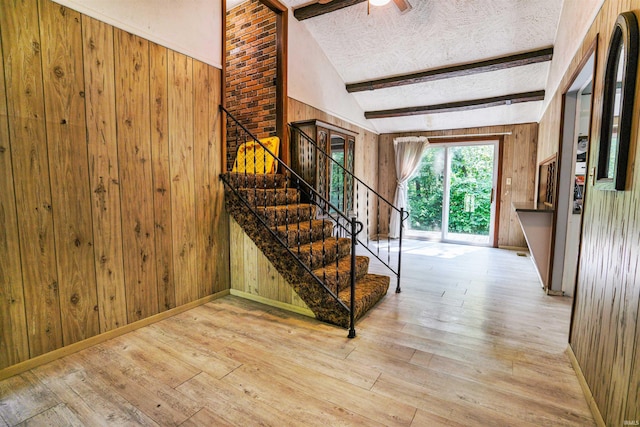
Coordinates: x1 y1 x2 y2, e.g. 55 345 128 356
286 0 564 133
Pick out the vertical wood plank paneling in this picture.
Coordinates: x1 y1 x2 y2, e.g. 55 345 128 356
38 0 99 345
82 15 127 333
243 232 258 295
114 29 158 322
0 0 230 372
278 274 292 305
209 67 230 293
498 131 515 246
194 60 213 298
229 218 245 292
0 24 29 369
168 51 197 306
257 255 279 300
149 42 175 312
1 0 63 357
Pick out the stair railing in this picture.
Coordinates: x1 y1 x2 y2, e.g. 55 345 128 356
221 105 363 337
289 124 409 293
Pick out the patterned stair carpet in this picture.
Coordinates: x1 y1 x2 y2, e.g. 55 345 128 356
222 172 389 328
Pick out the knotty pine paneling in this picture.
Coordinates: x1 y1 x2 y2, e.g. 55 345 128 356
168 51 197 307
38 0 100 346
0 0 229 371
115 30 159 322
378 124 538 248
538 0 640 424
82 15 127 333
149 41 175 312
288 98 380 235
1 0 63 358
0 25 29 369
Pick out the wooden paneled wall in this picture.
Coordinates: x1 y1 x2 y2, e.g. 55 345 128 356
229 218 312 316
288 98 380 235
377 124 539 248
538 0 640 424
0 0 229 370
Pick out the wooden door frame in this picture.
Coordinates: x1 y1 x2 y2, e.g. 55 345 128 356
221 0 289 170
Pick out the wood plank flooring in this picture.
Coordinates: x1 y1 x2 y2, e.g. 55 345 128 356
0 240 595 426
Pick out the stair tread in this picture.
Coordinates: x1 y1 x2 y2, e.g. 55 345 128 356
257 203 314 211
338 273 390 320
313 256 370 292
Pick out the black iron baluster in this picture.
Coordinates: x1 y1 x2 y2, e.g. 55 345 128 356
348 215 357 339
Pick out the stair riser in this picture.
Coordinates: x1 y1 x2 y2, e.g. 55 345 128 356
297 240 351 269
240 189 300 207
275 222 334 246
317 257 370 293
261 206 316 227
225 172 285 189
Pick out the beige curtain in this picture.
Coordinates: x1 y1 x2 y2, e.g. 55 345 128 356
389 136 429 238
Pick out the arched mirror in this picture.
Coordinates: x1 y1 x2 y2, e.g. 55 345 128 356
596 11 639 190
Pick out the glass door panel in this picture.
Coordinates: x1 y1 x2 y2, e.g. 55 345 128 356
406 143 497 246
407 147 445 239
445 144 495 245
329 136 346 213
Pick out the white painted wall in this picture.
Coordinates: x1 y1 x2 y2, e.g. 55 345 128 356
287 9 376 133
52 0 223 68
542 0 605 114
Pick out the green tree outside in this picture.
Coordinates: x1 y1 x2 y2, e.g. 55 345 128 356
407 144 494 236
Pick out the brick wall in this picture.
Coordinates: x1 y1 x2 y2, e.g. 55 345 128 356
226 0 277 171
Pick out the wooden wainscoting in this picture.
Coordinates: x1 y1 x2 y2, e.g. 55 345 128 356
0 0 229 371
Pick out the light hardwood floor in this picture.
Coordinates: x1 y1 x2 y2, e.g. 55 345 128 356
0 240 595 426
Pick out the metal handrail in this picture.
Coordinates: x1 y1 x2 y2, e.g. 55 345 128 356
221 105 363 335
289 123 409 292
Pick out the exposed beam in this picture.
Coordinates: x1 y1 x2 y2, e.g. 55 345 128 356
294 0 366 21
364 90 546 119
347 47 554 93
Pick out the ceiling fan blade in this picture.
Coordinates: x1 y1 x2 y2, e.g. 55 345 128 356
392 0 412 13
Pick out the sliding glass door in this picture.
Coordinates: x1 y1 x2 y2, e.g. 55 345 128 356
407 141 498 245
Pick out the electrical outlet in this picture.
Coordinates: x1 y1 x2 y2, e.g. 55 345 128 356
506 177 512 185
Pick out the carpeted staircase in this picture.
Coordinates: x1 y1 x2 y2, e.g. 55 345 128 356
223 172 390 328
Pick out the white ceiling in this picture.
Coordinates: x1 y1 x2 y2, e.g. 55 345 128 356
231 0 565 133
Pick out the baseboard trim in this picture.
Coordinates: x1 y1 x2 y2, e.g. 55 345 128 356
566 345 606 427
498 245 529 251
0 289 230 381
230 289 315 318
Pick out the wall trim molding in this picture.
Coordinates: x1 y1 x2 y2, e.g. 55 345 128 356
0 290 230 381
566 345 606 427
230 289 315 318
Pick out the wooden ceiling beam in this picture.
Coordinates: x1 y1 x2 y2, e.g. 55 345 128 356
294 0 366 21
347 47 554 93
364 90 546 119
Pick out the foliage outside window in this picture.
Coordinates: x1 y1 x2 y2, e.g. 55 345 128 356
407 145 494 236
